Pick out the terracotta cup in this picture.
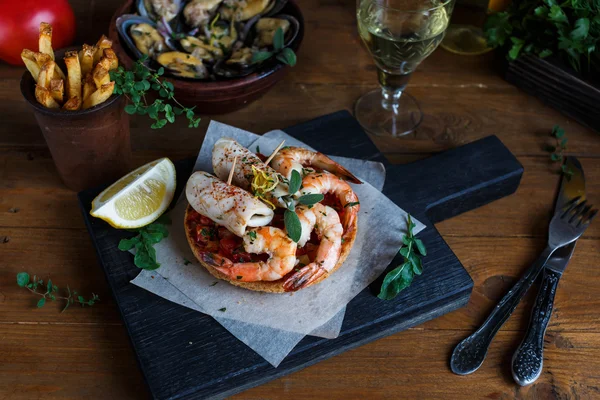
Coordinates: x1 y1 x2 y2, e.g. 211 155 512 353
20 49 131 192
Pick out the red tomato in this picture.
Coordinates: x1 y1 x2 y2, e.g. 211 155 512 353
219 238 239 258
0 0 76 65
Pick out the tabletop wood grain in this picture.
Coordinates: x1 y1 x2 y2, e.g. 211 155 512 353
1 0 599 399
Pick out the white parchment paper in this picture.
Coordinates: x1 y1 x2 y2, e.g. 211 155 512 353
130 120 424 366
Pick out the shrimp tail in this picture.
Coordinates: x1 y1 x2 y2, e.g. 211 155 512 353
283 263 327 292
200 252 233 269
316 154 362 184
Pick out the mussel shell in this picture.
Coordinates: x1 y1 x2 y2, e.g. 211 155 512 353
116 14 176 64
243 14 299 48
213 57 257 78
261 0 288 18
137 0 182 22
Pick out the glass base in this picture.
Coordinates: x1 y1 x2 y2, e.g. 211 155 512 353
441 24 492 56
354 89 422 137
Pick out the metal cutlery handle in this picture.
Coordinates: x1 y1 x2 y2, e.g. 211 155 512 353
450 247 554 375
511 268 560 386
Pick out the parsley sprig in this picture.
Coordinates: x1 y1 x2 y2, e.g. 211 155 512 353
378 215 426 300
484 0 600 73
118 217 171 270
252 27 297 66
109 55 201 129
16 272 99 312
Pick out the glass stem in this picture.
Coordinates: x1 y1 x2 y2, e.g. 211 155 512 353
377 68 412 111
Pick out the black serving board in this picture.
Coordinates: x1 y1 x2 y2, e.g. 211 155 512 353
505 54 600 133
78 110 523 400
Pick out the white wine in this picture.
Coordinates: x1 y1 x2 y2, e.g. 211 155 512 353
358 0 451 85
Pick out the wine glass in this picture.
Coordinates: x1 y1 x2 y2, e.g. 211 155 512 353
355 0 455 137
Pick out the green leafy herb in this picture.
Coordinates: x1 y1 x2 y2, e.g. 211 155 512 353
344 201 360 208
546 125 573 177
378 215 426 300
251 27 297 66
288 170 302 194
484 0 600 73
256 145 260 154
210 281 218 286
284 209 302 242
248 231 257 240
183 258 191 265
109 55 201 129
218 307 227 312
297 193 324 206
118 221 170 270
16 272 99 312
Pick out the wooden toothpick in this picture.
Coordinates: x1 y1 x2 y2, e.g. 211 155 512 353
264 140 286 165
227 156 238 185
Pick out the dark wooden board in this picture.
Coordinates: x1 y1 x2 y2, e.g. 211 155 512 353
505 54 600 133
78 110 523 400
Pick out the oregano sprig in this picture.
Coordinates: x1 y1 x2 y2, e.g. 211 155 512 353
252 27 297 66
118 218 171 270
109 55 201 129
16 272 99 312
378 214 426 300
546 125 573 177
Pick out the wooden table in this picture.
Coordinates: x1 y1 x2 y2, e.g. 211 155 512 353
2 1 600 398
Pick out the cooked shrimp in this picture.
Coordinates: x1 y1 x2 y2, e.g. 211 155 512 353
200 226 297 282
283 204 343 291
270 147 361 184
297 172 360 235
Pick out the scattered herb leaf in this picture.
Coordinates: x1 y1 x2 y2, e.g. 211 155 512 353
118 221 170 270
16 272 99 312
284 209 302 243
378 215 425 300
297 193 324 206
218 307 226 312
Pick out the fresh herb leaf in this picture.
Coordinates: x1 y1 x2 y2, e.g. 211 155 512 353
110 60 200 129
119 222 169 270
273 27 284 51
297 193 324 206
210 281 218 286
218 307 226 312
344 201 360 208
183 258 191 265
288 170 302 194
284 209 302 242
252 51 273 64
16 272 29 287
16 272 98 312
248 231 257 239
378 214 426 300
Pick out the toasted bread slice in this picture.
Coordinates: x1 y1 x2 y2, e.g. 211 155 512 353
184 204 357 293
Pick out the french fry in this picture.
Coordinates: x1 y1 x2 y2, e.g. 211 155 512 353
83 81 114 110
21 50 42 82
82 74 96 101
37 61 55 88
79 44 95 77
92 64 110 88
93 35 113 65
32 51 66 80
64 51 82 100
102 48 119 70
35 85 60 108
39 22 54 60
63 96 82 111
50 79 64 103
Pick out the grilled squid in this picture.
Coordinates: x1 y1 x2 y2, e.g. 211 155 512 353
186 171 274 236
212 137 289 208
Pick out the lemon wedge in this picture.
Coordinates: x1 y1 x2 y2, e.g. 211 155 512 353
90 158 176 229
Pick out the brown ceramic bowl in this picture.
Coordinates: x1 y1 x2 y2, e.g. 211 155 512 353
108 0 304 114
20 47 131 192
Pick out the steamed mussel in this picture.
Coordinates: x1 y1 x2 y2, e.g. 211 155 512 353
116 0 298 80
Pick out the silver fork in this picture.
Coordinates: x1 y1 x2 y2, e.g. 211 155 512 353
450 197 597 375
